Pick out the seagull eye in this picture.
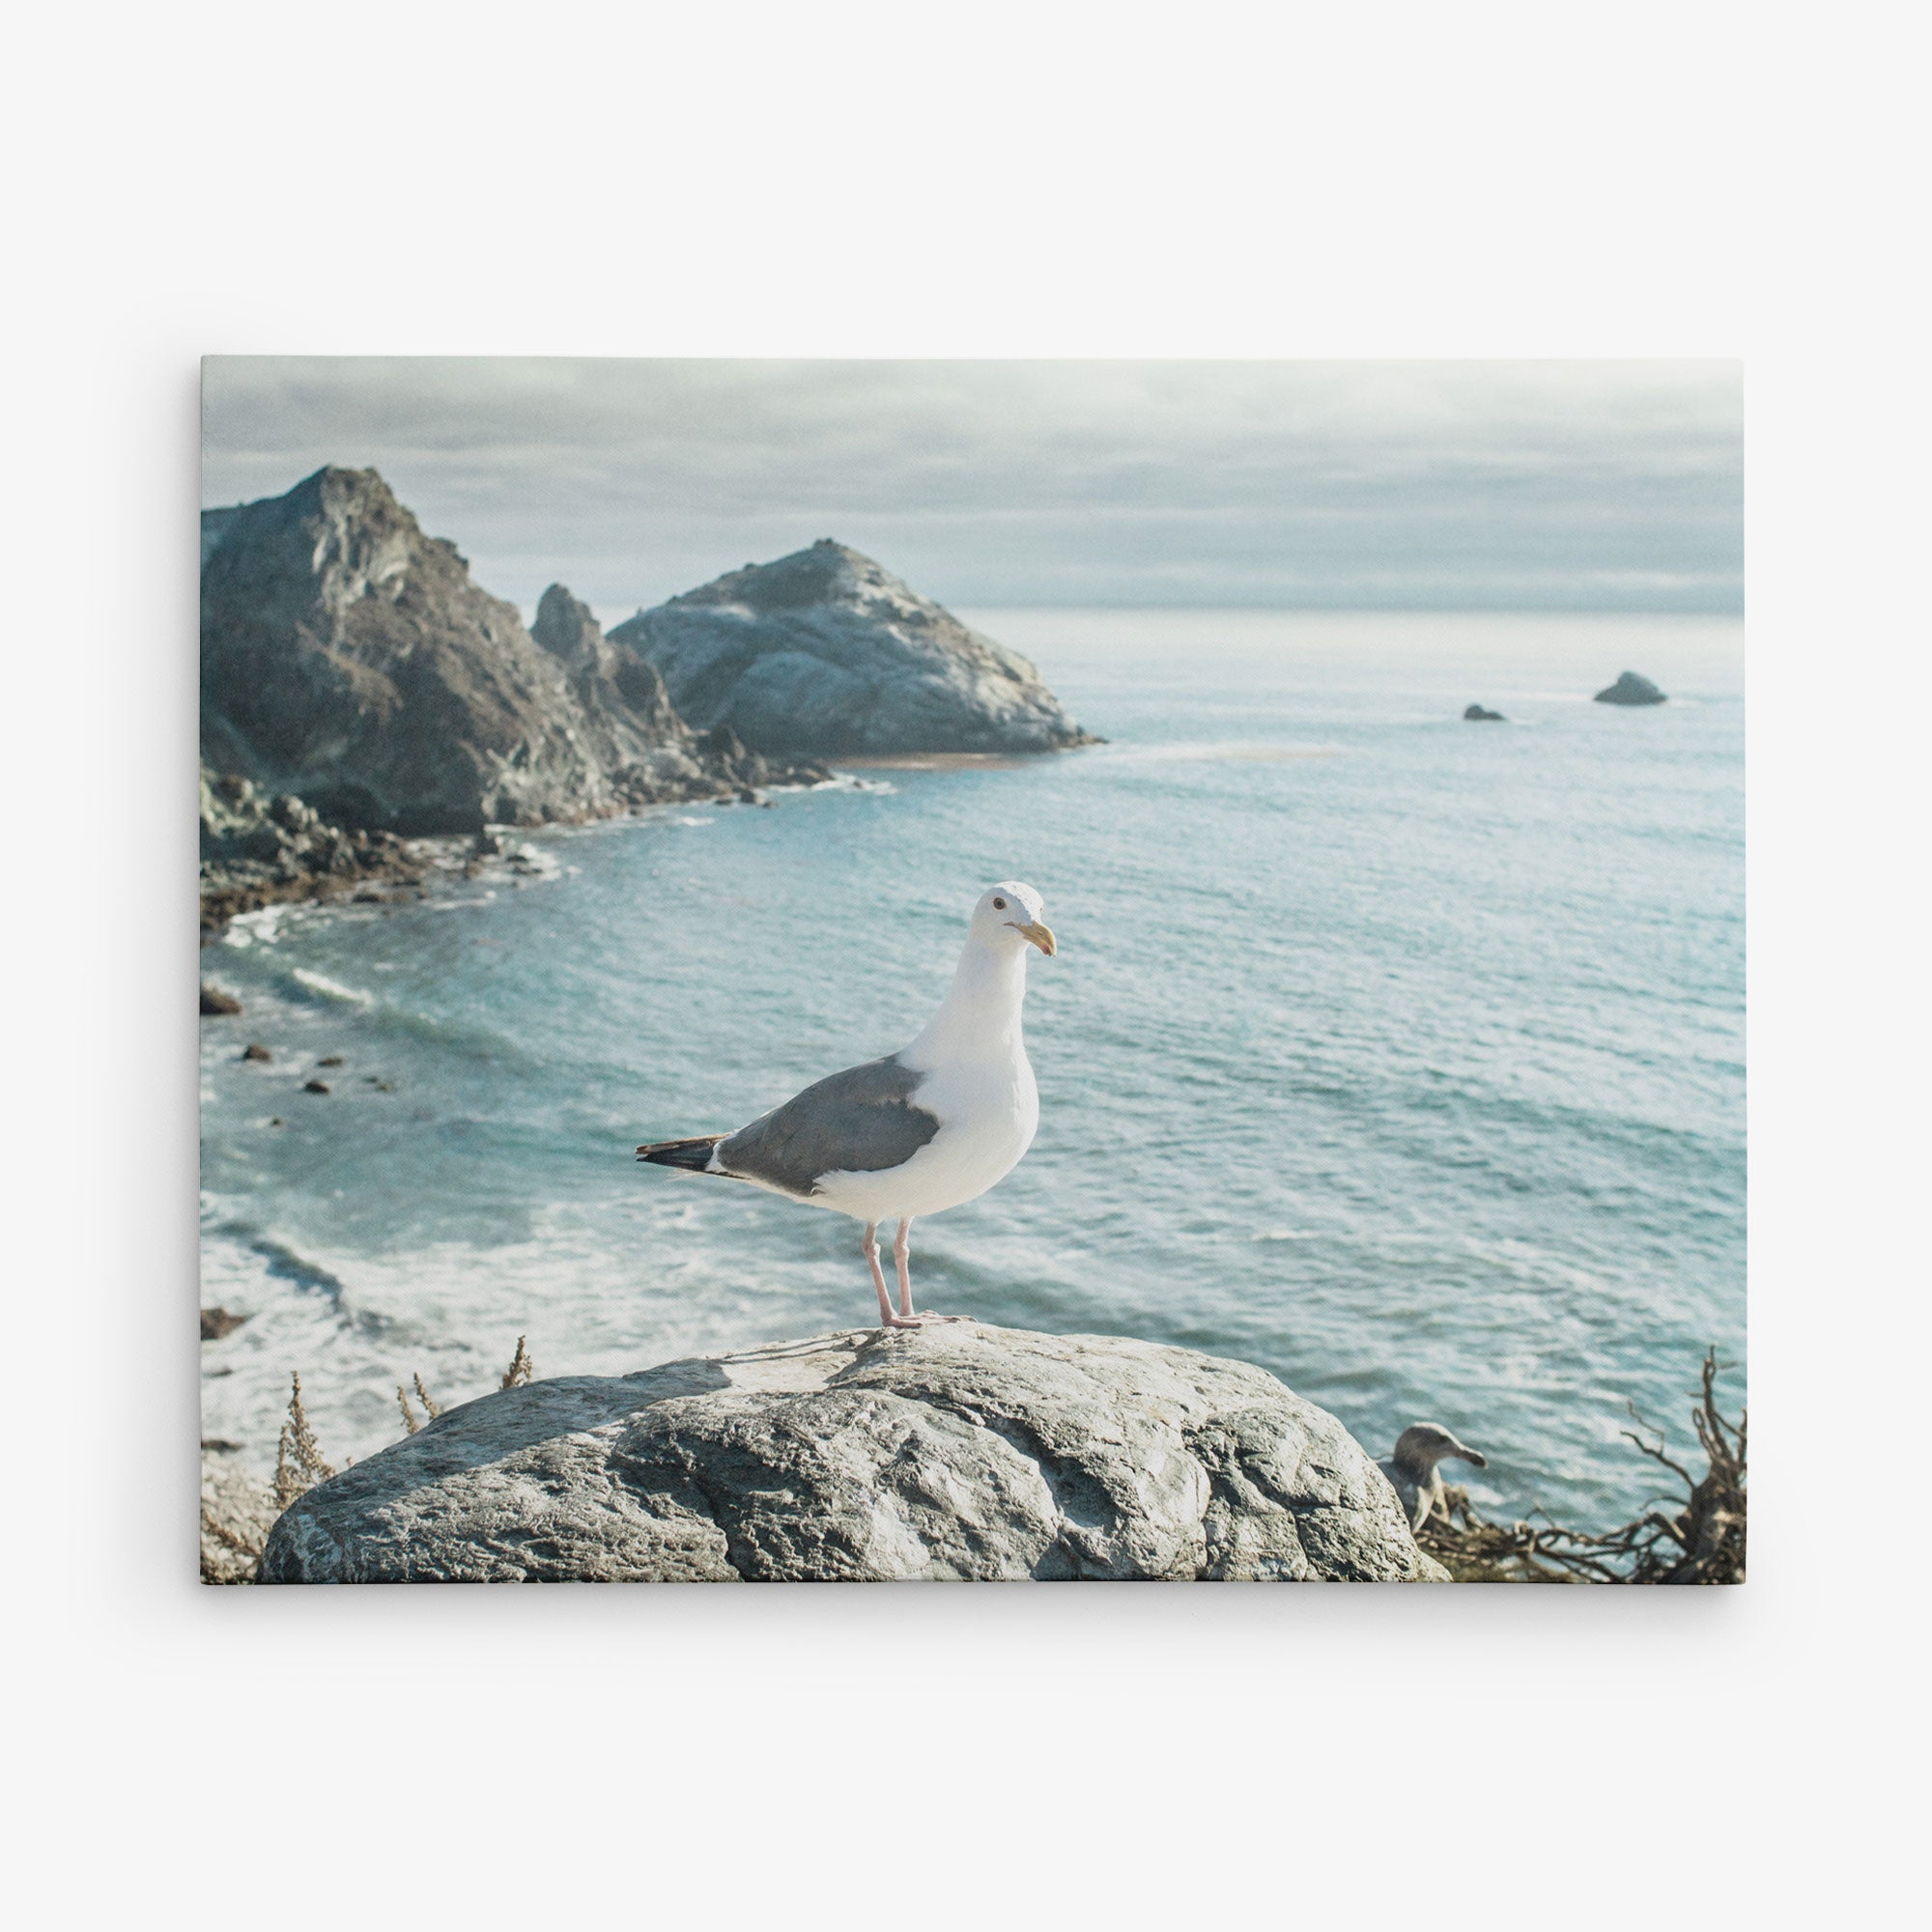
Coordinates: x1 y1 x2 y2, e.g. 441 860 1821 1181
992 896 1007 910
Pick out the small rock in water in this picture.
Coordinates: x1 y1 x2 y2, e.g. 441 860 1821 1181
201 981 242 1016
1593 669 1667 706
270 1117 283 1126
1463 703 1505 722
317 1055 344 1067
242 1042 272 1062
201 1306 250 1342
303 1079 331 1094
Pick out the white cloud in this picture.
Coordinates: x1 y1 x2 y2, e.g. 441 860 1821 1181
202 357 1742 611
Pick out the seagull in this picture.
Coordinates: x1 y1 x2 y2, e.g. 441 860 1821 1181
637 881 1057 1329
1378 1424 1489 1534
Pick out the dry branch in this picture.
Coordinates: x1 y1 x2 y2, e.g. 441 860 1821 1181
1422 1352 1754 1577
1417 1348 1746 1584
271 1372 337 1512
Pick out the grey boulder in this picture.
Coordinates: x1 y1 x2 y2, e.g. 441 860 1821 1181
610 540 1097 758
259 1323 1446 1583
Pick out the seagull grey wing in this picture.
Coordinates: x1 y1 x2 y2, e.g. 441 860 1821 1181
716 1055 941 1199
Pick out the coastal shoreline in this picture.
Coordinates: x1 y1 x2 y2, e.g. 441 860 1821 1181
198 772 855 941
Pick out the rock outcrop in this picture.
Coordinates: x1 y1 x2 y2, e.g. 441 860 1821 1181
201 469 825 839
259 1322 1445 1583
199 470 835 928
610 540 1098 758
1594 669 1667 706
198 765 426 933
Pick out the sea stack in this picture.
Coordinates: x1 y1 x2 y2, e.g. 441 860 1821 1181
610 540 1098 758
1593 670 1667 706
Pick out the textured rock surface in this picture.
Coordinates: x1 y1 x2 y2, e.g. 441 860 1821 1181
260 1323 1445 1583
197 765 426 932
199 473 832 928
1593 669 1667 706
610 541 1097 758
201 469 816 838
204 468 617 833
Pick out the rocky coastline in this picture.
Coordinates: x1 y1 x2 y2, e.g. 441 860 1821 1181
200 470 1093 935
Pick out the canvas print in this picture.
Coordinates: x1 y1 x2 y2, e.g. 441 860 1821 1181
198 358 1745 1584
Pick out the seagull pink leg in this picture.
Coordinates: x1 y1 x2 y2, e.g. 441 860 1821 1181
862 1221 896 1327
895 1214 965 1325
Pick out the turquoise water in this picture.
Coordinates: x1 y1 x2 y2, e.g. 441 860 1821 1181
200 610 1745 1530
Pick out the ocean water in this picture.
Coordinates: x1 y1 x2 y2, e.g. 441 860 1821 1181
199 611 1745 1531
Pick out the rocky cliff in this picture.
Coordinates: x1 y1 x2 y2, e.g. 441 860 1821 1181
259 1321 1445 1583
610 540 1097 758
201 469 821 838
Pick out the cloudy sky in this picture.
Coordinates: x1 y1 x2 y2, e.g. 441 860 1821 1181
202 358 1741 616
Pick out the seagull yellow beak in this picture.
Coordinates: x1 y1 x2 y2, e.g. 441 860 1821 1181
1010 920 1056 956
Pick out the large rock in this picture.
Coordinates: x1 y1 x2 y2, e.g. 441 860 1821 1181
200 469 773 836
259 1322 1445 1583
1594 669 1667 706
610 540 1097 758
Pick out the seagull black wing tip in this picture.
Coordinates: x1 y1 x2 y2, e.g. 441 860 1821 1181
637 1133 730 1173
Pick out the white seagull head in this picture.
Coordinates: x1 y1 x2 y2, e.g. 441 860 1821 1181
1391 1423 1488 1477
968 880 1055 956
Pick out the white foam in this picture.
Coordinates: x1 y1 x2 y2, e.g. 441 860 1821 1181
290 968 375 1007
222 903 299 950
